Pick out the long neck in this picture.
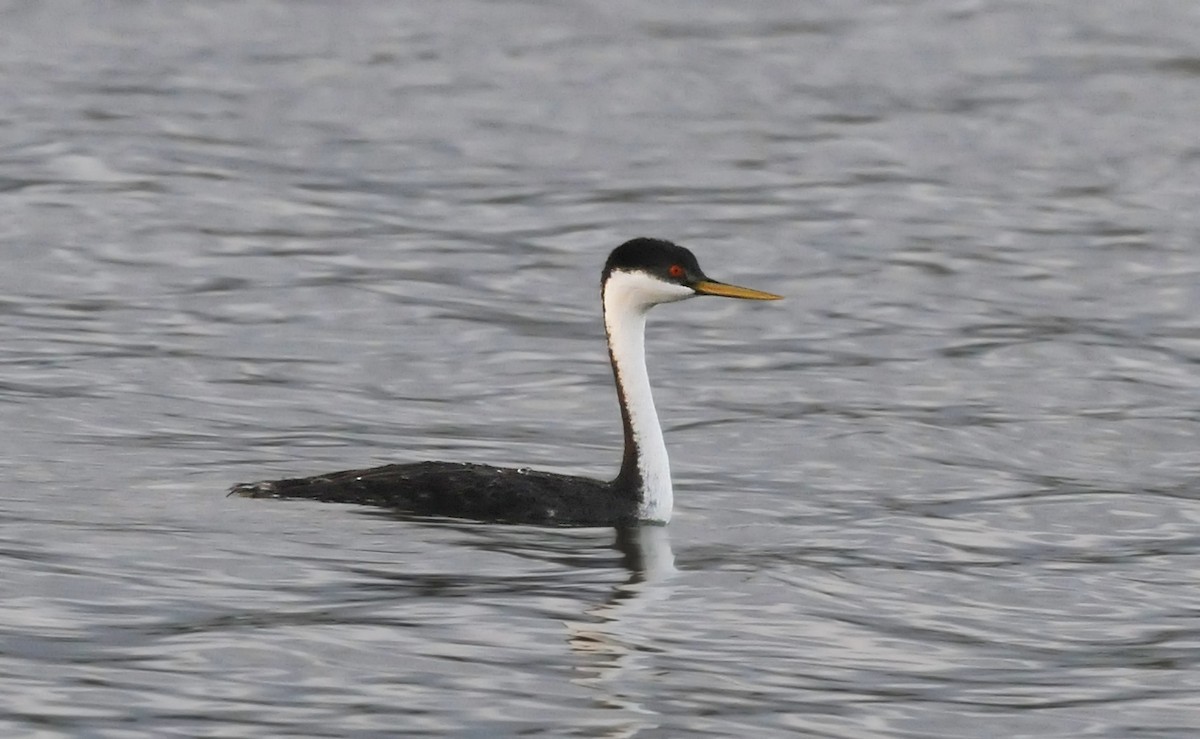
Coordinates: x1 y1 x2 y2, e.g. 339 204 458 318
603 280 673 523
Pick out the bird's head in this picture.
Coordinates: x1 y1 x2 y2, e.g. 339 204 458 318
602 237 782 312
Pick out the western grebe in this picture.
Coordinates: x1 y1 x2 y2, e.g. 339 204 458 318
230 237 781 526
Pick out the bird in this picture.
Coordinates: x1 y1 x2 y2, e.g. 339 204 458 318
229 237 781 526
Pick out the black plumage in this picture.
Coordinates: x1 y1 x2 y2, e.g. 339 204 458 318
231 461 636 526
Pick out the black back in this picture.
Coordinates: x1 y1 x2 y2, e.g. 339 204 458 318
231 461 639 527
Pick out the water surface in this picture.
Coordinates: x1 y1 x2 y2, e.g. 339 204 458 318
3 1 1200 736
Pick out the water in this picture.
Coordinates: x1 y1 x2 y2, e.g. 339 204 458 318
3 1 1200 736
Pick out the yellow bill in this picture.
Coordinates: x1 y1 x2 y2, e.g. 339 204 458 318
693 280 782 301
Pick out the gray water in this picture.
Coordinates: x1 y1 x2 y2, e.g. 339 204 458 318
3 1 1200 736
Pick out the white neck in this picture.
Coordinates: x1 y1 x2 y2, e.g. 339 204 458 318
602 270 694 523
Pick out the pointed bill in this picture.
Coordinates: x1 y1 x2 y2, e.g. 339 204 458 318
692 280 782 301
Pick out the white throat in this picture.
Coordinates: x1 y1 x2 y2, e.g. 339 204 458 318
602 270 695 523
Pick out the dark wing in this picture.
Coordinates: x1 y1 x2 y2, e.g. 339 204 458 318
229 461 632 526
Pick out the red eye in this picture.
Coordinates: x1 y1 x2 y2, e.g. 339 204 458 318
668 264 684 278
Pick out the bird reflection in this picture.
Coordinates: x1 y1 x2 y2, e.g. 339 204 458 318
345 513 680 733
613 524 677 584
565 524 677 729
